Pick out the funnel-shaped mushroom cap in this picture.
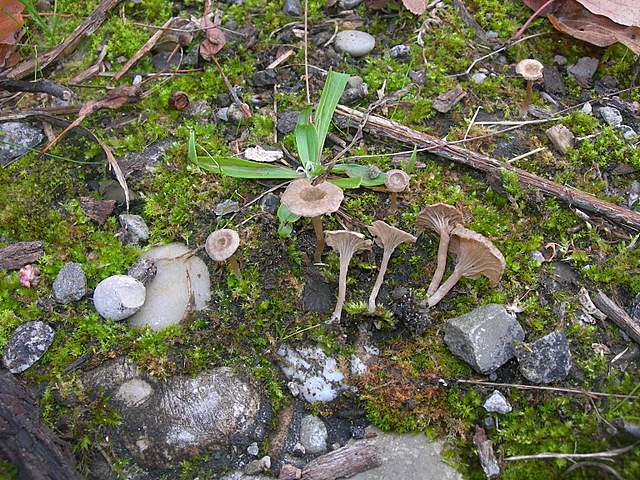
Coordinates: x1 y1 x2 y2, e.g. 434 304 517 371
325 230 373 256
367 220 417 251
449 226 505 286
281 178 344 218
205 229 240 262
384 169 410 193
416 203 464 235
515 59 544 81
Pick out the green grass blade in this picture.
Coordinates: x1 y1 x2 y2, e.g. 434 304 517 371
194 156 300 179
329 177 362 189
19 0 49 33
332 163 385 186
295 108 319 173
188 130 197 162
314 70 349 160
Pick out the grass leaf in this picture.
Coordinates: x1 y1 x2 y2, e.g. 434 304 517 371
295 108 319 174
194 156 300 179
329 177 362 189
188 130 197 162
314 70 349 161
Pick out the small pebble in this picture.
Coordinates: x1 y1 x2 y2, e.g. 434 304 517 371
118 214 149 245
283 0 302 16
334 30 376 57
471 72 487 85
132 74 143 85
247 442 259 456
2 321 54 373
581 102 592 114
127 258 157 286
53 262 87 304
93 275 146 321
553 54 567 66
619 125 638 141
530 250 546 263
485 30 499 40
339 0 363 8
483 390 513 414
599 106 623 127
214 199 240 216
389 44 410 59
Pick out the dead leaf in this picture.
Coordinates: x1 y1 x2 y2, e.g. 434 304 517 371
199 0 225 61
523 0 640 54
0 0 24 68
402 0 427 15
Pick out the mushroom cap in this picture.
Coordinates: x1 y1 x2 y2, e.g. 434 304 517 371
367 220 417 251
384 169 410 193
416 203 464 236
205 229 240 262
281 178 344 218
449 226 505 286
515 59 544 81
325 230 373 257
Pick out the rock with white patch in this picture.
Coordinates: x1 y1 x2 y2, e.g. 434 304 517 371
483 390 512 414
300 415 328 454
93 275 146 321
2 321 54 373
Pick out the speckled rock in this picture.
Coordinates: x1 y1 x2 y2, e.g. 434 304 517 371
300 415 328 454
334 30 375 57
2 321 54 373
514 331 572 383
599 106 623 127
118 214 149 245
0 122 44 167
127 257 157 286
483 390 512 414
52 262 86 304
93 275 146 321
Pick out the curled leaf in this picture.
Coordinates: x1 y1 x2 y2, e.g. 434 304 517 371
199 0 225 61
0 0 24 68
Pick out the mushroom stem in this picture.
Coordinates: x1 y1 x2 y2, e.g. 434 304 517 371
227 255 242 279
427 268 464 307
427 232 451 297
389 192 398 213
311 216 325 263
520 80 533 116
368 249 392 314
331 253 352 323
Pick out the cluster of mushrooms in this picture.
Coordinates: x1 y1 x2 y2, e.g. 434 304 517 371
202 173 506 325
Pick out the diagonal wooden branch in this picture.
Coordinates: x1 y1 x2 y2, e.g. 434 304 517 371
335 105 640 230
4 0 122 80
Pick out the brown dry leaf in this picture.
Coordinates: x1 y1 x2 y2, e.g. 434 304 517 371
199 0 225 61
523 0 640 54
0 0 24 68
576 0 640 28
402 0 427 15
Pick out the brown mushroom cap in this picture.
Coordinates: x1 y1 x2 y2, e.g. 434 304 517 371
384 169 410 193
416 203 464 236
281 178 344 218
205 229 240 262
325 230 373 256
367 220 417 251
515 59 544 81
449 225 505 286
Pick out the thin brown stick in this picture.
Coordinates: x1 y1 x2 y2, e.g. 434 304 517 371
212 56 251 118
455 379 640 400
510 0 555 42
335 105 640 230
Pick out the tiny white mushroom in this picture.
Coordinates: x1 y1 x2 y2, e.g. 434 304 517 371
367 221 416 314
515 59 544 116
384 169 410 213
205 228 241 278
325 230 372 323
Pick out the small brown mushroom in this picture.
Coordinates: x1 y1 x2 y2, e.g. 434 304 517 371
325 230 373 324
515 59 544 116
428 226 505 307
205 228 242 278
384 169 410 214
281 178 344 263
416 203 464 297
367 221 416 314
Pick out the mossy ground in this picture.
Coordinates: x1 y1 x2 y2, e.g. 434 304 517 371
2 0 640 479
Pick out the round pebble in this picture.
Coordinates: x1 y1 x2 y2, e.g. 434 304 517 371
334 30 375 57
94 275 146 321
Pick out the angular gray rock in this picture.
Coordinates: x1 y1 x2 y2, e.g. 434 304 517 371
0 122 44 167
567 57 599 88
444 304 525 374
118 214 149 245
543 64 565 95
483 390 512 414
252 69 277 87
339 0 363 8
302 269 335 313
127 257 157 286
2 321 54 373
277 110 298 134
277 344 349 402
93 275 146 321
283 0 302 16
599 106 623 127
52 262 86 304
514 331 572 383
215 199 241 216
389 44 410 59
546 124 574 154
349 427 462 480
82 358 270 469
300 415 328 454
117 138 176 178
334 30 376 57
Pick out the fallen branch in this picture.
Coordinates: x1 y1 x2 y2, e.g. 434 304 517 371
301 443 381 480
0 241 44 269
592 291 640 345
505 444 635 461
0 79 73 100
335 105 640 230
4 0 121 80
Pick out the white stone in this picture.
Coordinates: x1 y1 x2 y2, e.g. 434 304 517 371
94 275 146 321
334 30 375 57
546 124 575 154
300 415 328 454
581 102 592 114
599 106 623 127
116 378 154 407
483 390 512 414
128 243 211 331
471 72 487 85
244 145 284 163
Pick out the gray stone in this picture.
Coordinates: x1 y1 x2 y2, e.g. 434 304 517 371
483 390 512 414
118 214 149 245
253 69 277 87
619 124 637 140
53 262 86 304
217 107 230 122
567 57 599 88
581 102 593 114
228 103 247 123
514 331 572 383
410 70 427 85
283 0 302 16
389 44 410 59
0 122 44 167
83 358 270 469
546 124 575 154
127 257 157 286
530 250 546 263
628 181 640 208
247 442 259 456
302 269 334 313
215 199 240 216
543 64 565 95
128 243 211 331
2 321 54 373
599 106 623 127
349 427 462 480
118 138 176 178
471 72 487 85
553 54 567 66
348 75 364 89
444 304 525 374
244 456 270 475
341 84 368 104
183 99 212 120
433 85 466 113
277 110 298 134
277 344 348 403
334 30 376 57
339 0 363 8
93 275 146 321
300 415 328 454
260 192 280 214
